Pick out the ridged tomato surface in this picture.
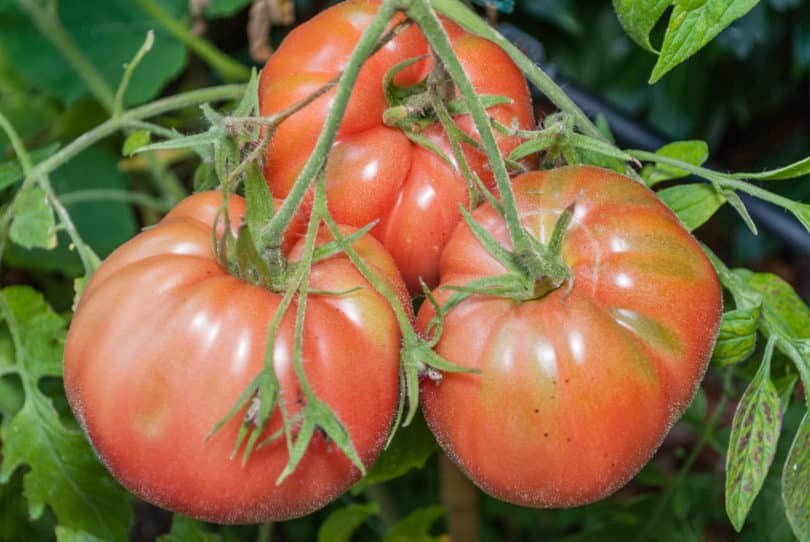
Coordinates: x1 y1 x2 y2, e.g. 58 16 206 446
417 166 722 507
259 0 534 291
64 192 406 522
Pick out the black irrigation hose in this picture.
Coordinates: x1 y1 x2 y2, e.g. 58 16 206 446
499 22 810 257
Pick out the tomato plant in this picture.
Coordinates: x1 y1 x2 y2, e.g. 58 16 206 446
2 0 810 540
258 0 534 291
63 191 406 523
417 166 723 507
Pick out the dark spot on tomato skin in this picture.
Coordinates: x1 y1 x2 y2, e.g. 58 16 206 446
543 432 549 438
564 379 570 384
534 408 539 414
566 437 572 443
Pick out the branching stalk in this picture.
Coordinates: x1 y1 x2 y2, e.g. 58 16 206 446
0 112 99 276
431 0 603 141
629 150 806 213
0 84 245 267
258 0 401 252
407 0 530 255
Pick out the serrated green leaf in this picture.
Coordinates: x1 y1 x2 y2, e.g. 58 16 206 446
733 157 810 181
0 286 132 541
10 185 56 250
657 183 725 230
5 146 137 276
0 143 60 191
651 0 760 83
122 130 151 156
736 270 810 410
0 0 188 106
782 412 810 541
353 413 438 493
612 0 671 52
642 140 710 186
725 338 781 532
317 503 379 542
712 307 761 367
156 515 219 542
382 505 445 542
739 271 810 341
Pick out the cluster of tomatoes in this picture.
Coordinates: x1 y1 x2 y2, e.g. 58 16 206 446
63 0 721 524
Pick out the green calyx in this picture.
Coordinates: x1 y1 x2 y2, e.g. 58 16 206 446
449 203 573 305
381 55 439 131
381 53 514 134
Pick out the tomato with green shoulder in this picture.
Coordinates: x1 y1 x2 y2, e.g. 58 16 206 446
417 166 723 507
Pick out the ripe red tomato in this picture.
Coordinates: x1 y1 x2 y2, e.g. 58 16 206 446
417 166 722 507
63 191 406 522
259 0 534 292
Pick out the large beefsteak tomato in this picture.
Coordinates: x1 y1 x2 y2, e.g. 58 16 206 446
63 191 406 522
417 166 723 507
259 0 534 291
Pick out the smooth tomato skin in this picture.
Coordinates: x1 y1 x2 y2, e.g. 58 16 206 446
259 0 534 291
64 192 406 523
417 166 722 508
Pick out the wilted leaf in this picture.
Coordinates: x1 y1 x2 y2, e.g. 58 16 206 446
725 339 781 531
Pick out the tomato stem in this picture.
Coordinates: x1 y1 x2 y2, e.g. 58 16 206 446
407 0 531 255
630 149 810 217
257 0 402 254
431 0 604 141
0 112 100 276
439 453 480 542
